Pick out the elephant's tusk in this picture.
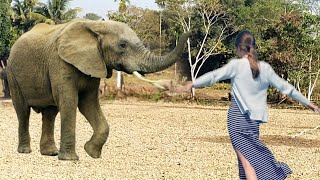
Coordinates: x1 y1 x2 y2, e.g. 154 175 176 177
133 71 157 83
133 71 167 90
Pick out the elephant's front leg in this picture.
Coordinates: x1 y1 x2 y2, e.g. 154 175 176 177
58 91 79 160
78 89 109 158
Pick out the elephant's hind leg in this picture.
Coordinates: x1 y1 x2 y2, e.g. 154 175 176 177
16 107 31 153
7 72 32 153
40 106 59 156
78 91 109 158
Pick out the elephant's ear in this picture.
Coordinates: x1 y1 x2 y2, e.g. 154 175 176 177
57 21 107 78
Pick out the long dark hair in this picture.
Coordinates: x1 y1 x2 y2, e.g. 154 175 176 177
234 30 259 79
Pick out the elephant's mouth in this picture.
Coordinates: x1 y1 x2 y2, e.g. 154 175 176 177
114 64 130 74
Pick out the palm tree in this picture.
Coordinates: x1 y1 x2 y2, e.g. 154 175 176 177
11 0 51 32
36 0 81 24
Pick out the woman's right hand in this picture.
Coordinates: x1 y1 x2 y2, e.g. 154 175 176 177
307 103 320 113
175 81 194 93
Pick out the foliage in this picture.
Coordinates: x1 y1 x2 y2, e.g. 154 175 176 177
36 0 81 24
263 12 305 79
10 0 81 34
156 0 236 99
129 8 162 51
83 13 101 20
109 0 130 21
0 0 12 60
114 0 130 13
290 13 320 99
11 0 51 32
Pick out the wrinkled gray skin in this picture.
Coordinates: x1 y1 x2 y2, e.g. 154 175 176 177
7 19 190 160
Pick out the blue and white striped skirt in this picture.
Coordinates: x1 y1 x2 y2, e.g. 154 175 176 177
227 96 292 179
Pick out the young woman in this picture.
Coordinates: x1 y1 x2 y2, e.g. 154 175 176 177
177 30 320 179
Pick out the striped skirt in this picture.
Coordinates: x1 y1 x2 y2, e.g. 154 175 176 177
227 96 292 179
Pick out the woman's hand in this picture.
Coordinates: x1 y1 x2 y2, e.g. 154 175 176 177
307 103 320 113
175 81 194 93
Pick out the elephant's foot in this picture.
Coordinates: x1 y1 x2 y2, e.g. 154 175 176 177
84 141 102 158
40 144 58 156
17 145 32 153
58 150 79 160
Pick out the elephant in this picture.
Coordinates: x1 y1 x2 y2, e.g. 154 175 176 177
6 19 190 160
0 67 10 98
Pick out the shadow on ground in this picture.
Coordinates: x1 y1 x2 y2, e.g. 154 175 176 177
192 135 320 148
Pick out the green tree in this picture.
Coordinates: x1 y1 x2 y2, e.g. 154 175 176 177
109 0 131 22
289 12 320 100
0 0 12 98
11 0 50 32
156 0 235 97
0 0 12 60
37 0 81 24
83 13 101 20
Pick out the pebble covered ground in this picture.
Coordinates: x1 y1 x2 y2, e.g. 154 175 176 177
0 99 319 179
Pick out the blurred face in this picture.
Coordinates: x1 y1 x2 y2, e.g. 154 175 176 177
234 30 256 59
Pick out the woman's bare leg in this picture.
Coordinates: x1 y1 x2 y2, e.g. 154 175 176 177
235 149 257 180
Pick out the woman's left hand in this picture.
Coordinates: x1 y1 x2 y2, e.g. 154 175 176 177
307 103 320 113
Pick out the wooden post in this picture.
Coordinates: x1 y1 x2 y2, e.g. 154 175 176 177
116 71 124 91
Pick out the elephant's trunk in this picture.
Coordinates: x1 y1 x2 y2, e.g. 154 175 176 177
137 32 191 74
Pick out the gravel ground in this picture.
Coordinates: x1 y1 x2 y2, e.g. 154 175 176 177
0 99 319 179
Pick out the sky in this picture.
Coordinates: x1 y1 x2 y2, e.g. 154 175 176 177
66 0 159 18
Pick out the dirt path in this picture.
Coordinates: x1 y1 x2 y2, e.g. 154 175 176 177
0 99 319 179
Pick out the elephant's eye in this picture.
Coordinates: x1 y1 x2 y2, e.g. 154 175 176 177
119 42 127 49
